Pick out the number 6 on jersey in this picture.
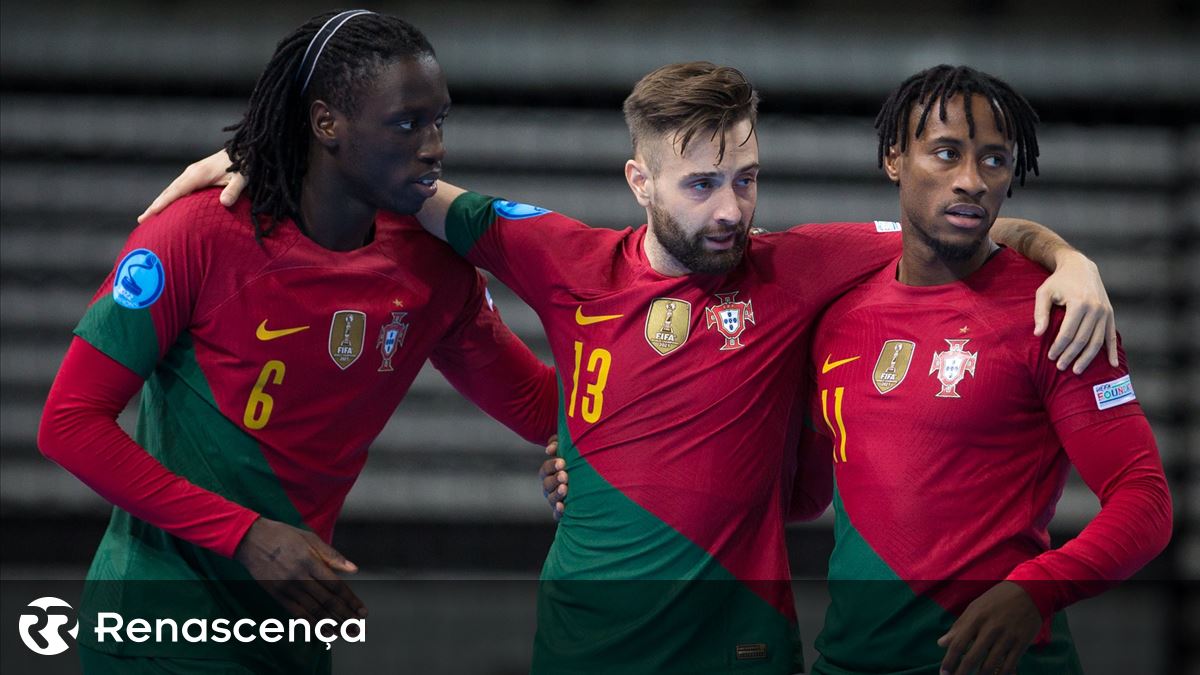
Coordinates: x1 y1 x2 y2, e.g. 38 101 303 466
243 360 285 430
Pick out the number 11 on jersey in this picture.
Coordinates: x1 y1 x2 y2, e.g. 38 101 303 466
821 386 848 463
568 340 612 424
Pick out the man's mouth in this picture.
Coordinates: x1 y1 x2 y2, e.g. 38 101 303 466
410 171 441 198
944 203 986 229
703 230 739 250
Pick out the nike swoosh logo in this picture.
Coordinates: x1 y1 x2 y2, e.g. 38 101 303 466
256 320 310 341
575 307 624 326
822 354 860 374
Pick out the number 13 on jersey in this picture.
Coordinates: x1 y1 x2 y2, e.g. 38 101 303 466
568 340 612 423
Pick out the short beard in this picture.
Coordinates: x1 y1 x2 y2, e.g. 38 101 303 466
910 218 986 261
650 203 750 275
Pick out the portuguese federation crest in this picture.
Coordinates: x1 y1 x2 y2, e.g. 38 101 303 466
705 291 755 351
376 311 409 372
929 338 977 398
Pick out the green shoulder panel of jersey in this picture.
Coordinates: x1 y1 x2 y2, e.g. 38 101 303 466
445 191 498 258
75 294 160 379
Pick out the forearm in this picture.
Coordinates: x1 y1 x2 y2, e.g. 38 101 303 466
415 180 468 242
1007 416 1172 616
38 338 259 557
991 217 1082 272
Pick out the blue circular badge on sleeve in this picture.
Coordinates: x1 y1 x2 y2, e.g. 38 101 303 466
112 248 165 309
493 200 550 220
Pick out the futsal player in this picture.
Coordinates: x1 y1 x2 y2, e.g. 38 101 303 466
38 11 556 674
807 64 1171 675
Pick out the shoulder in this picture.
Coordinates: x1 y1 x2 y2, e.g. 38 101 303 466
133 189 258 252
755 221 901 260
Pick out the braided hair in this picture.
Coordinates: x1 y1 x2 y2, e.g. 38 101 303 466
875 65 1040 195
224 11 435 239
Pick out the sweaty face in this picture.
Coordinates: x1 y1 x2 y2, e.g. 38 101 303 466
886 94 1014 262
643 118 759 275
333 55 450 215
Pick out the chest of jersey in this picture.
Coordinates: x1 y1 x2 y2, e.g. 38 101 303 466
187 263 451 447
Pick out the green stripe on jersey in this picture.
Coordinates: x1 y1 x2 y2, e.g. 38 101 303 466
444 191 497 258
79 335 315 667
533 387 802 674
813 483 1081 674
76 293 161 378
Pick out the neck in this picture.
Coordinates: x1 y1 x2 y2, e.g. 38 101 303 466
897 227 999 286
299 159 376 252
642 223 690 277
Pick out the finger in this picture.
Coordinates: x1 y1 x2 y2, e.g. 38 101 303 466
1056 305 1097 371
1047 303 1085 365
952 631 992 675
138 175 189 223
275 580 325 622
1001 636 1030 675
309 536 358 575
545 440 559 457
1105 314 1119 368
219 173 246 207
937 627 966 674
306 566 367 621
1071 314 1109 374
978 634 1015 675
1032 285 1052 336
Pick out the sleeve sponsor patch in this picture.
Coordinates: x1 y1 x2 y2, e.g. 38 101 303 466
112 248 165 309
1093 374 1136 410
874 220 901 233
493 200 550 220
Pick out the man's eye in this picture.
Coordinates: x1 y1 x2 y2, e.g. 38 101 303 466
735 176 756 188
395 120 416 131
935 149 958 161
983 155 1007 168
691 181 713 192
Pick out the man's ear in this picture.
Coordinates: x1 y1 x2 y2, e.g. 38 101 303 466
883 144 903 185
625 158 653 208
310 100 340 150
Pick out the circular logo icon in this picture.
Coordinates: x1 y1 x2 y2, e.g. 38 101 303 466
113 248 165 309
18 597 78 656
493 200 550 220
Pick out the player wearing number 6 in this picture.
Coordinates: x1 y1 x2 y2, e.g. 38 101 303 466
37 11 556 674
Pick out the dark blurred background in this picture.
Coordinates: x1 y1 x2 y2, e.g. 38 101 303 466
1 1 1196 673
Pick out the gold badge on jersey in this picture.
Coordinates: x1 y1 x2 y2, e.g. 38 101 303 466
872 340 915 394
329 310 366 370
644 298 691 356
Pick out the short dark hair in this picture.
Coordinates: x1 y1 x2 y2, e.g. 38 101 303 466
875 64 1040 195
224 11 435 239
623 62 759 170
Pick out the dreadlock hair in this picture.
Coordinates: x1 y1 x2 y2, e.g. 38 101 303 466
224 11 435 240
623 62 759 172
874 64 1040 196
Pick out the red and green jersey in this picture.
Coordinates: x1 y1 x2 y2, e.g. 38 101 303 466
445 192 900 673
809 248 1153 674
68 190 555 664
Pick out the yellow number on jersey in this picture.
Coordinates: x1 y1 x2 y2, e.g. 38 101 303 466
568 341 612 424
243 360 285 430
820 386 848 463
